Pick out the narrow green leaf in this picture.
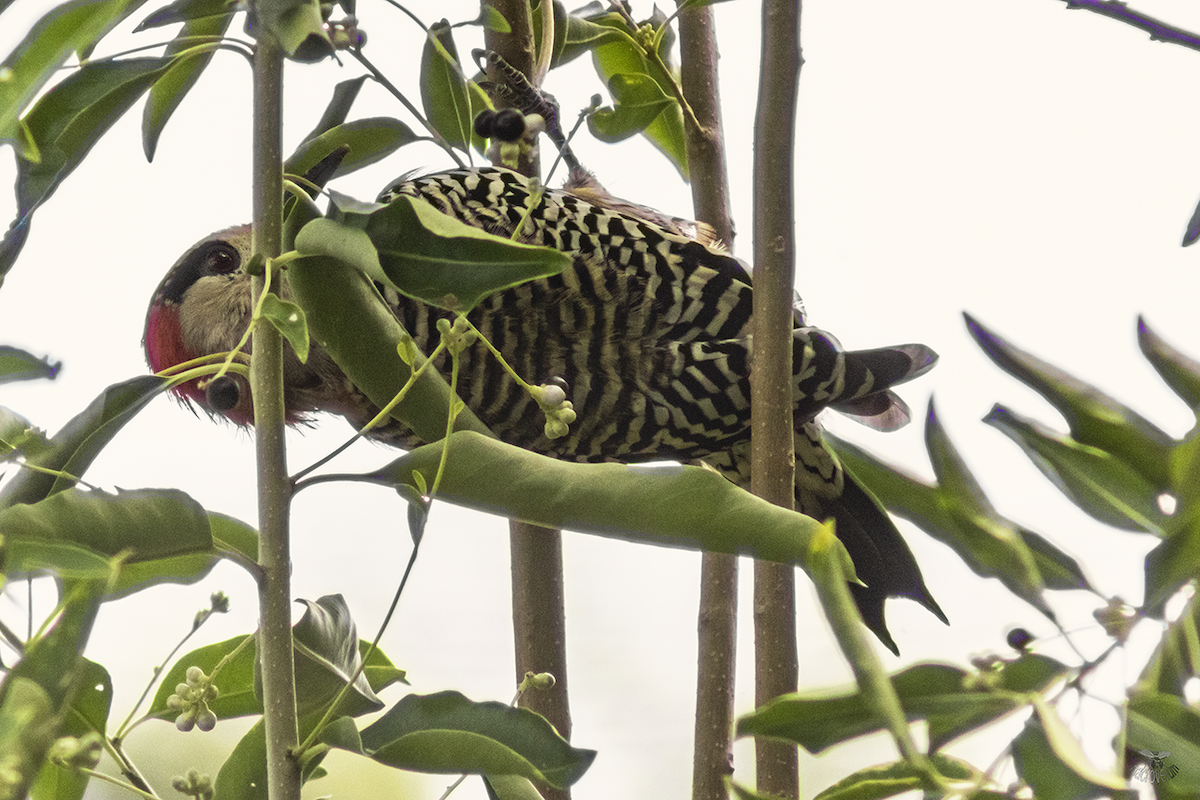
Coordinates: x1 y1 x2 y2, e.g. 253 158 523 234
0 375 167 509
1012 701 1133 799
532 0 569 68
136 0 231 29
737 654 1068 753
5 57 171 274
359 691 596 789
259 293 309 363
1126 693 1200 792
18 58 172 216
300 75 369 143
284 118 421 184
364 431 829 567
925 402 1047 609
1138 316 1200 415
0 346 61 384
0 0 146 158
811 753 984 800
142 3 234 161
985 404 1168 533
966 312 1173 488
420 21 473 150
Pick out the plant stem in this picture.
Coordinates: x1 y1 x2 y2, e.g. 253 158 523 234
676 5 737 800
250 24 301 800
484 3 572 796
751 0 802 795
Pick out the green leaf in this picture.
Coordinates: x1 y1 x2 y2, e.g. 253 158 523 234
985 404 1168 533
1133 598 1200 698
135 0 233 29
259 293 310 363
590 32 687 176
363 431 829 567
966 312 1173 488
286 255 492 444
483 774 547 800
29 659 112 800
150 632 405 722
284 118 421 185
420 20 473 151
830 429 1089 596
532 0 569 69
292 595 383 717
106 511 259 599
0 0 146 158
300 196 572 312
588 72 673 141
359 691 596 789
213 718 269 800
1143 516 1200 617
1138 316 1200 416
0 406 51 462
0 575 110 798
4 57 172 276
300 75 369 142
0 488 212 569
1126 693 1200 793
0 678 58 800
142 2 234 161
0 346 61 384
1012 702 1134 800
0 375 167 509
811 753 984 800
253 0 329 58
558 8 628 66
737 654 1068 753
366 195 572 311
924 402 1048 611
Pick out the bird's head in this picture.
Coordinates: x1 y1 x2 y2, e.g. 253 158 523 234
144 225 256 424
144 224 356 430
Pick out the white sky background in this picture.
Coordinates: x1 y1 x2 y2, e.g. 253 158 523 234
2 0 1199 798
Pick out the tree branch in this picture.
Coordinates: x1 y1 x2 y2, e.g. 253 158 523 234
750 0 801 795
1059 0 1200 52
676 5 738 800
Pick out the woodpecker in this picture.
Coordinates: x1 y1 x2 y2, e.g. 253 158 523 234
144 166 946 652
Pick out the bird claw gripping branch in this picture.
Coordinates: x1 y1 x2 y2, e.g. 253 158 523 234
144 166 947 654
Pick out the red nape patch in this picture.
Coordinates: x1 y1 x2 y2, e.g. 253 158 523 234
145 304 205 405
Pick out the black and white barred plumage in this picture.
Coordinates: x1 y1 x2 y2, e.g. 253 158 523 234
147 165 946 652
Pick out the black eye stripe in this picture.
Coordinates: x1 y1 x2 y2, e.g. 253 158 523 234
158 241 242 303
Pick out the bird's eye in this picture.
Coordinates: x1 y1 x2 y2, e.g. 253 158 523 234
203 246 239 275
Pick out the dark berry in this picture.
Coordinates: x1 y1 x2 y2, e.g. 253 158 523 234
473 110 497 139
206 375 240 412
491 108 526 142
1006 627 1033 651
547 375 569 393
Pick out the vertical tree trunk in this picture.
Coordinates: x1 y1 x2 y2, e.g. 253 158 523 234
677 5 739 800
751 0 803 796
